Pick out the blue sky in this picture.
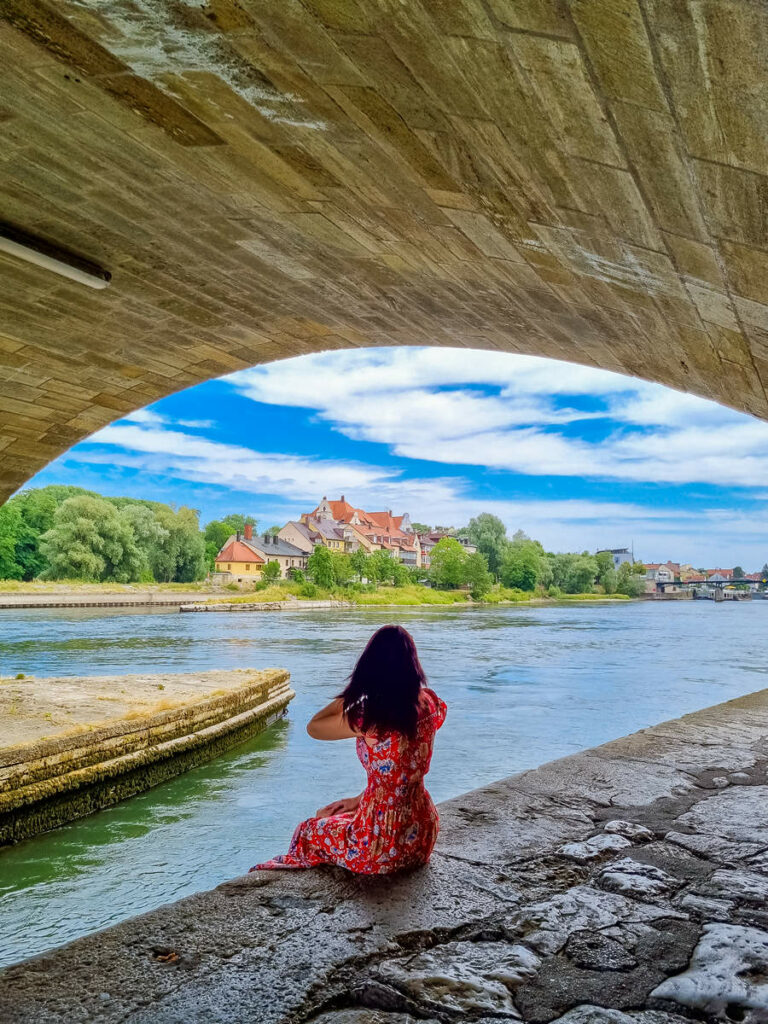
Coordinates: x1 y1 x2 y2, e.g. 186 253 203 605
25 347 768 568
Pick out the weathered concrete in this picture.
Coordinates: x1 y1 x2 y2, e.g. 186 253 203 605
2 688 768 1022
0 668 293 844
2 3 768 499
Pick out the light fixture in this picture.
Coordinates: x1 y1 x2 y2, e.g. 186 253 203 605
0 223 111 290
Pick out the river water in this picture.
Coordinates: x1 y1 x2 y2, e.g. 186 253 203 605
1 600 767 967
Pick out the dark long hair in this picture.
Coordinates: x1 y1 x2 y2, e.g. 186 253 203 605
340 625 426 739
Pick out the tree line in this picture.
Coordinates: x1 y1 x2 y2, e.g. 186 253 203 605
0 486 207 583
0 489 646 596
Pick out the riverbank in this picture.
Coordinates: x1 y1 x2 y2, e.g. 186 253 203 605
2 686 768 1021
211 583 633 609
0 668 293 845
0 582 224 610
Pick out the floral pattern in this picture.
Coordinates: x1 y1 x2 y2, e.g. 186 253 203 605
251 688 447 874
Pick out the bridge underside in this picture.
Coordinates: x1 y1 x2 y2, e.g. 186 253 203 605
2 0 768 502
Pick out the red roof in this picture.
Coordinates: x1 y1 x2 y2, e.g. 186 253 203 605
216 540 265 564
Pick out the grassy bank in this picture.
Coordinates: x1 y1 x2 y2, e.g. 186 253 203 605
215 582 632 607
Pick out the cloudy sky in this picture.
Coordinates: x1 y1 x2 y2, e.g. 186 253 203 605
25 347 768 568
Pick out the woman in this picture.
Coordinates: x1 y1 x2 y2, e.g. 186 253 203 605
251 624 447 874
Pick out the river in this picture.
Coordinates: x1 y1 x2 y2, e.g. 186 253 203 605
1 600 766 967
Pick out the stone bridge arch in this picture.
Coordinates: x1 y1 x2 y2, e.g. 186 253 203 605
1 0 768 503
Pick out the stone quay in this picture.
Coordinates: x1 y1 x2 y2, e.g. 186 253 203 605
0 668 294 845
2 688 768 1022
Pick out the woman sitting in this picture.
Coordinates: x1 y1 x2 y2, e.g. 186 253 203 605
251 624 447 875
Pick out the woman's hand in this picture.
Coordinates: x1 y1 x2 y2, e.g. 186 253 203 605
315 794 361 818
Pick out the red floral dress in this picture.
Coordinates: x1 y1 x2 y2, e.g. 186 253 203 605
251 688 447 874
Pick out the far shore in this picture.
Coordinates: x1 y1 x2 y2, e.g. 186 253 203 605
0 580 634 611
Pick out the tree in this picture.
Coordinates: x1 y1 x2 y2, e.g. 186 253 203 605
391 561 410 587
465 551 492 599
261 560 282 583
464 514 509 576
150 506 206 583
500 542 540 591
429 537 467 588
203 513 257 554
265 525 281 537
733 565 745 579
596 551 617 594
0 502 23 580
350 548 369 582
40 496 144 582
331 552 354 586
307 544 334 588
119 503 169 581
616 561 645 597
410 522 431 534
368 549 395 587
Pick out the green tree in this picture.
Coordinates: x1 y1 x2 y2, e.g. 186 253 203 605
203 513 257 551
410 522 431 534
733 565 745 579
0 502 23 579
595 551 618 594
265 525 281 537
331 552 354 586
368 549 395 586
119 503 169 581
464 513 508 576
151 506 206 583
465 551 492 599
616 561 646 597
391 561 410 587
500 541 540 591
261 560 282 583
307 544 335 588
40 496 143 582
350 548 369 582
429 537 467 588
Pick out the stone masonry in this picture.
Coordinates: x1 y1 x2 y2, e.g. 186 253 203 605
2 2 768 498
2 687 768 1022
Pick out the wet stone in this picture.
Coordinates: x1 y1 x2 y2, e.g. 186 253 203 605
551 1008 692 1023
312 1014 438 1024
651 922 768 1021
559 834 632 863
603 821 655 843
370 939 540 1018
564 931 638 971
697 868 768 904
674 786 768 845
598 859 679 901
665 830 765 865
676 893 735 920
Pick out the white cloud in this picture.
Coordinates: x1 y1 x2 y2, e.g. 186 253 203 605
228 348 768 487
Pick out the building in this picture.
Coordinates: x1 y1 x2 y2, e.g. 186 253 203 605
214 523 307 581
597 547 633 569
295 496 422 566
706 568 734 581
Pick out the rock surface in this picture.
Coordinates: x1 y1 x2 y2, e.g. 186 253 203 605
3 688 768 1023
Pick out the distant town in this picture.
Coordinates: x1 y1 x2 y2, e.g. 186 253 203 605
1 487 765 602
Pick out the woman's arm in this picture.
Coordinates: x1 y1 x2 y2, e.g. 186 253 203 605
306 697 358 741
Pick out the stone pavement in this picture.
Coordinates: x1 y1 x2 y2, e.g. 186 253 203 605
2 689 768 1023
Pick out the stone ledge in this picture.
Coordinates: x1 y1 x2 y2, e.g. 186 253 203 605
2 689 768 1022
0 669 293 845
